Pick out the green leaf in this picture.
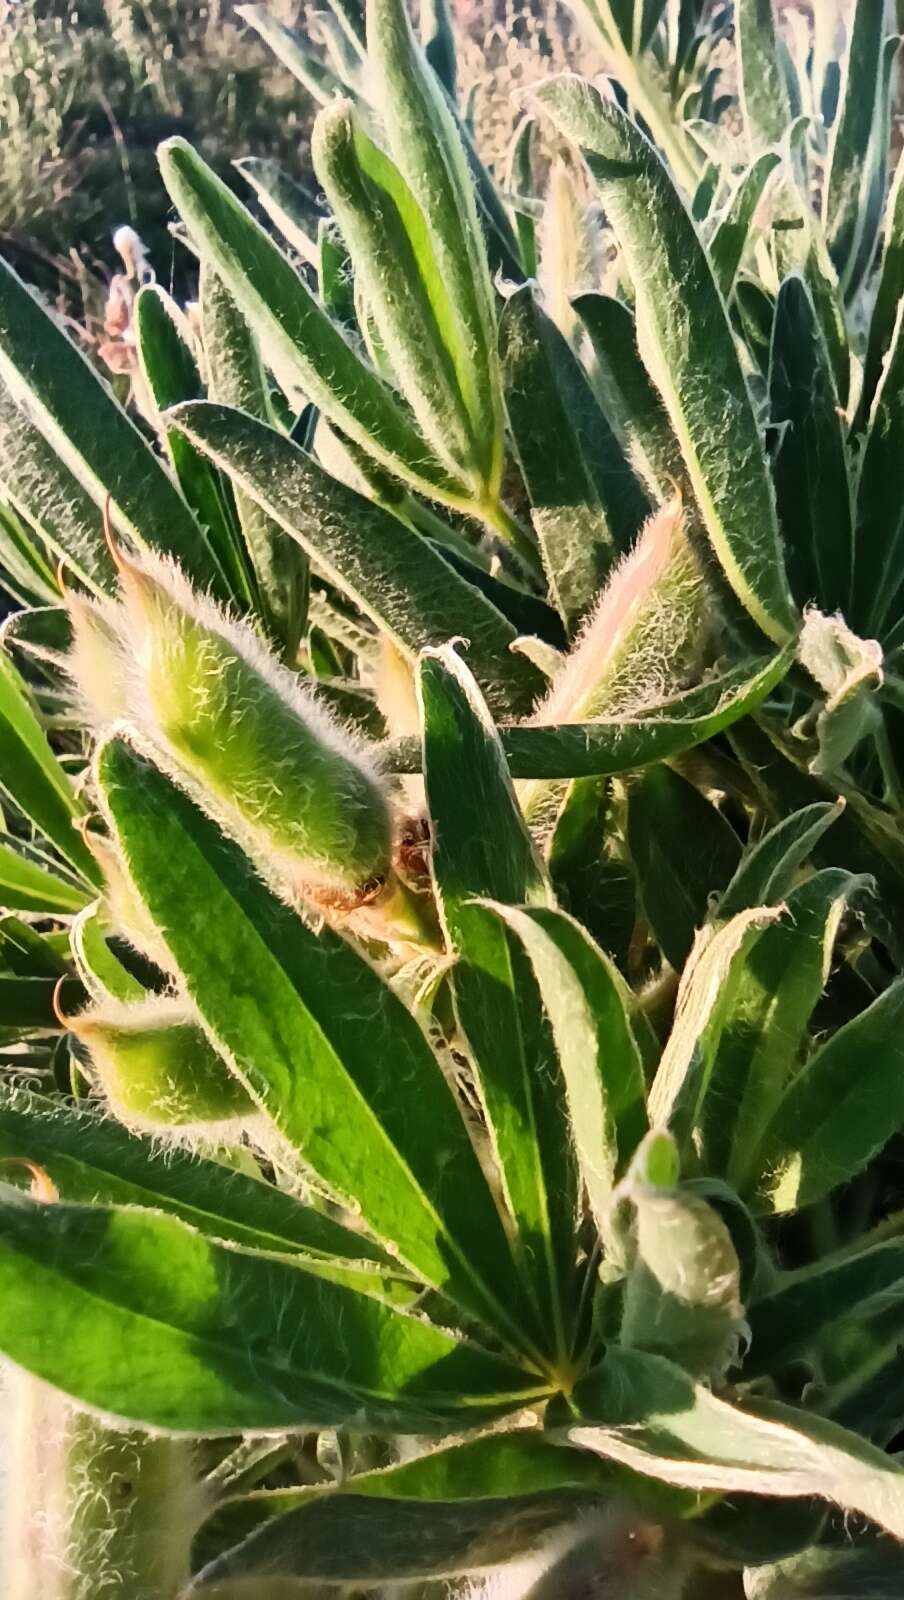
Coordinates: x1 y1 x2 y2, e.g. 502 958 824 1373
421 0 456 94
769 274 853 616
0 975 63 1032
736 0 792 150
191 1426 702 1586
686 1494 826 1571
556 1347 904 1540
852 298 904 639
822 0 887 296
485 903 648 1242
366 0 503 499
0 255 219 594
0 1082 397 1269
499 284 648 631
533 77 798 645
647 906 781 1153
0 653 97 884
709 150 781 300
627 764 742 969
0 1194 539 1434
746 1542 904 1600
157 138 463 505
191 1491 583 1590
704 870 864 1190
200 265 308 660
168 399 543 718
0 386 114 598
235 4 347 106
844 33 901 306
387 648 795 778
575 291 680 498
133 286 255 612
70 903 149 1003
506 116 538 276
719 802 843 918
313 102 485 493
754 978 904 1214
746 1239 904 1380
0 835 89 915
0 914 67 976
233 156 324 265
770 147 850 408
418 646 574 1356
97 736 536 1356
0 499 58 608
547 775 636 966
861 147 904 427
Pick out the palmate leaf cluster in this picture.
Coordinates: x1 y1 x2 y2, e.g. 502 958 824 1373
3 1 904 1596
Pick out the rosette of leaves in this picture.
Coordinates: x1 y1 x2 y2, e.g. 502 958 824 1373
2 1 904 1597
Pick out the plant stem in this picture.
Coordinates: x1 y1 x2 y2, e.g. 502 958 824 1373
1 1365 199 1600
479 497 545 581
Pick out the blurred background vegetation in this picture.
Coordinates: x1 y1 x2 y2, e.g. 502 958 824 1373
0 0 824 360
0 0 598 307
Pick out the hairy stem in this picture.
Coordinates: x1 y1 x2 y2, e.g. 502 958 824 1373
1 1364 200 1600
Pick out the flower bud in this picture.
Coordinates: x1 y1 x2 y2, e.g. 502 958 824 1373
520 498 708 826
79 822 173 974
64 590 129 727
116 551 393 902
61 994 254 1129
534 496 707 728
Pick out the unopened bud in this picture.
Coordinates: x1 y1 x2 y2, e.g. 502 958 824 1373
115 551 393 902
79 822 173 974
534 496 706 727
520 498 707 825
64 589 128 726
60 992 254 1129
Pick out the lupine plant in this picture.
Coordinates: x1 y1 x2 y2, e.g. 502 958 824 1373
4 0 904 1595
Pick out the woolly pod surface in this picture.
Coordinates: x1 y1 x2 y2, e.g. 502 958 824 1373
60 991 255 1130
112 546 393 901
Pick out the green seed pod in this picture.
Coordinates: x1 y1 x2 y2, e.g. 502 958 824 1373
117 550 392 902
62 995 254 1129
